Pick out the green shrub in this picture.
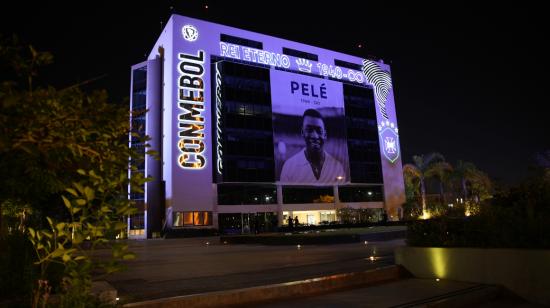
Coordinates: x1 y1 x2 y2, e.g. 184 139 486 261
407 207 550 248
0 232 37 300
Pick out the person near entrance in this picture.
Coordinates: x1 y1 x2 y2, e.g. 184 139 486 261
287 215 294 229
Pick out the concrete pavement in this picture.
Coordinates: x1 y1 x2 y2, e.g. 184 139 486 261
97 237 405 303
253 278 541 308
255 278 479 307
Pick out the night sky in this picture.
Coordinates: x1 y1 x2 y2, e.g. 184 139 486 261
1 2 547 185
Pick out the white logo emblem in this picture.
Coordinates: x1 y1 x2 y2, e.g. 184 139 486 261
378 120 400 163
295 58 312 73
384 137 396 154
182 25 198 42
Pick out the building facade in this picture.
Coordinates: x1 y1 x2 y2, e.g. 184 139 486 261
129 15 405 239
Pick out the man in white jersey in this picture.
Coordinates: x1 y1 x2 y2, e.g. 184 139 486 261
280 109 345 183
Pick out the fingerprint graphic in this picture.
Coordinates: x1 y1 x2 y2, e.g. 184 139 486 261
362 59 392 120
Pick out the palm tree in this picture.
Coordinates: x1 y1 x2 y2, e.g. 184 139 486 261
403 153 445 218
453 161 480 202
425 161 453 205
469 170 492 203
535 150 550 181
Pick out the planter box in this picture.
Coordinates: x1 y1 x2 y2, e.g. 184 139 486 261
395 246 550 306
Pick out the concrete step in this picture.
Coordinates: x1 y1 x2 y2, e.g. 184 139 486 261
253 278 511 308
123 265 407 308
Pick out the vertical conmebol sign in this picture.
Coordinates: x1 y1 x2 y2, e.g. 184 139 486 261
176 45 207 169
362 59 400 163
214 63 223 176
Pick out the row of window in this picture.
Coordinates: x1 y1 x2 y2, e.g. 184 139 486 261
218 184 277 205
224 113 273 131
214 60 384 185
220 33 371 71
173 211 213 227
343 84 383 184
222 158 275 182
129 213 145 230
130 66 147 202
225 101 272 118
349 163 382 184
223 75 269 92
214 60 275 184
217 184 384 205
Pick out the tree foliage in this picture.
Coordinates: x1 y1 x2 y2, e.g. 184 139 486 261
0 35 150 306
403 153 445 217
403 153 493 220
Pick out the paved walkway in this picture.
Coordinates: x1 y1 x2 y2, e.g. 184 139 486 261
254 278 541 308
98 237 404 303
254 278 475 307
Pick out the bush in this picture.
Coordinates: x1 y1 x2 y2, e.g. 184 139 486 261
0 232 37 300
0 232 67 305
407 206 550 249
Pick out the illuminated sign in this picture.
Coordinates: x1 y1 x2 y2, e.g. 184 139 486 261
220 42 291 68
219 42 365 85
290 81 327 99
182 24 199 42
271 70 349 184
177 50 207 169
378 120 400 163
362 59 392 120
295 58 312 73
362 59 400 163
215 63 223 175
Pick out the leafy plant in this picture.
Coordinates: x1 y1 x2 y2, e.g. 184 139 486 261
1 35 152 306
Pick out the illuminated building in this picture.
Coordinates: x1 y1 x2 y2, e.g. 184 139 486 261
129 15 405 238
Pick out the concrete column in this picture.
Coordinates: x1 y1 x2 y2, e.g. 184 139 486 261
277 185 284 226
334 185 340 204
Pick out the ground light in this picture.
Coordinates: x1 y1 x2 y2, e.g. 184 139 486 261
436 278 440 282
421 210 432 220
297 244 301 249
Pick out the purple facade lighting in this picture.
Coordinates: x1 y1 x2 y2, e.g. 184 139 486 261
131 14 406 237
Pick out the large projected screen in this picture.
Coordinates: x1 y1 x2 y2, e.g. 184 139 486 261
271 70 350 185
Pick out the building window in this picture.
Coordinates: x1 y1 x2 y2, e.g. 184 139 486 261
338 185 384 202
218 184 277 205
212 59 276 183
129 213 145 230
130 65 147 201
282 47 319 62
220 33 263 49
344 84 383 184
282 186 334 204
173 211 213 227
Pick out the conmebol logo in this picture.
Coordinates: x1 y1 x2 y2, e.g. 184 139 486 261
182 24 198 42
